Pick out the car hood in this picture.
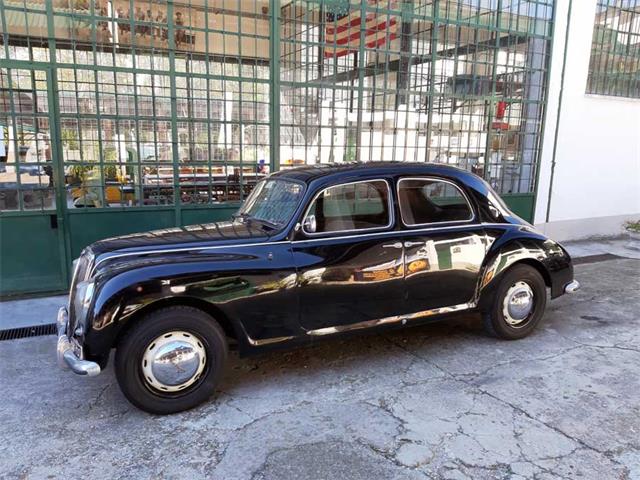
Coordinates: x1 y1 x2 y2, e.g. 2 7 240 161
89 220 272 270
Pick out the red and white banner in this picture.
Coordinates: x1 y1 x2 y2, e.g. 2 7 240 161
324 1 399 58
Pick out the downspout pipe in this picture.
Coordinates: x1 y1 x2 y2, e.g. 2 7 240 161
546 0 573 223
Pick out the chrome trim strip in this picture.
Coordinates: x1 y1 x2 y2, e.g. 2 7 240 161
306 302 475 337
242 303 476 347
486 190 512 218
396 176 475 228
301 178 395 237
292 223 504 245
68 257 81 311
82 250 95 282
91 222 512 272
564 280 580 294
245 334 296 347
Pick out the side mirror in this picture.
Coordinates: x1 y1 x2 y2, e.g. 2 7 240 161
303 214 317 233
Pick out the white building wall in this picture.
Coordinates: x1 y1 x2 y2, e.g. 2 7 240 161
534 0 640 241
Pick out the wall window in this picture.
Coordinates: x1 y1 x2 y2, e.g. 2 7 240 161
398 178 473 225
587 1 640 98
304 180 391 233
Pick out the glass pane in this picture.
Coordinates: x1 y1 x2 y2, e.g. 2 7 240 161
305 180 391 233
237 178 304 225
398 178 472 225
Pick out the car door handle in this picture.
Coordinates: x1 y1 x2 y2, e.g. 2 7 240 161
382 242 403 249
404 241 424 248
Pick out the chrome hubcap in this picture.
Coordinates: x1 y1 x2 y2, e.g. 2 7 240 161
142 331 206 392
503 281 535 327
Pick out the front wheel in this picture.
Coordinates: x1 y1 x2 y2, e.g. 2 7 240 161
115 306 228 414
482 264 547 340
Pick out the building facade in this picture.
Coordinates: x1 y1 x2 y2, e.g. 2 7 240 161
534 0 640 241
0 0 630 296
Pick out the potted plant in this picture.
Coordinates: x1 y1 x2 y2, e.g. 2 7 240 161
103 146 119 182
17 131 30 159
624 220 640 251
68 165 91 185
625 220 640 239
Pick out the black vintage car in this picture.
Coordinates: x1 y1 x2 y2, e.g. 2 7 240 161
57 163 580 414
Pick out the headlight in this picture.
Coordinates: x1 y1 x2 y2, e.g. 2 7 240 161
72 280 95 335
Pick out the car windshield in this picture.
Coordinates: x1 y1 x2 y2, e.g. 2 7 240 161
236 178 304 228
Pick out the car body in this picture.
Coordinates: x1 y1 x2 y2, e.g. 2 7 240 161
57 162 580 413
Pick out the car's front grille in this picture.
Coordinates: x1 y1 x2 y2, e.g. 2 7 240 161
67 249 94 336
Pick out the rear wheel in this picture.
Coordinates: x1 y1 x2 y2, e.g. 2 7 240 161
115 306 228 414
482 264 547 340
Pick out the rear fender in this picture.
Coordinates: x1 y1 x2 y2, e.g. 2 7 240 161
476 236 568 312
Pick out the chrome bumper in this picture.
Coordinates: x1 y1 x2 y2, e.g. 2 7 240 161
56 307 101 377
564 280 581 294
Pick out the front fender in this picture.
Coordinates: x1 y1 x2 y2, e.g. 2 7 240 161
476 228 573 311
82 264 242 358
83 244 298 360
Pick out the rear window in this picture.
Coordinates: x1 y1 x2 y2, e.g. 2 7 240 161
398 178 473 225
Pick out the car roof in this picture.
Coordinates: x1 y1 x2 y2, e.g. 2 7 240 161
271 161 483 188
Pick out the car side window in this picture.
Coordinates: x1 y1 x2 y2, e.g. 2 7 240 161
303 180 391 234
398 178 473 226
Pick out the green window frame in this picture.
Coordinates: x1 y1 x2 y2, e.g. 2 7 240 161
587 0 640 98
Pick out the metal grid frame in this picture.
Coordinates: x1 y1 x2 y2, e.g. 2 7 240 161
1 0 271 218
0 0 555 216
587 0 640 98
0 66 56 211
279 0 554 196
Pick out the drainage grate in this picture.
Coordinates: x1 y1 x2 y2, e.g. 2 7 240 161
573 253 625 265
0 323 57 341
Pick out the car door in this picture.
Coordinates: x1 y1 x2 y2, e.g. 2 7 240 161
292 179 405 332
396 177 487 312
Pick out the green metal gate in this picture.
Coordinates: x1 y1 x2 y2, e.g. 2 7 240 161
0 65 69 294
0 1 555 296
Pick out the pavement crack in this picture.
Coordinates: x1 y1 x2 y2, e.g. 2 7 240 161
384 336 620 465
454 345 584 379
229 400 312 434
88 383 111 410
355 438 433 475
554 333 640 355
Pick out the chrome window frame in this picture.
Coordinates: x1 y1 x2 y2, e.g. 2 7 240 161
396 177 475 228
301 179 394 237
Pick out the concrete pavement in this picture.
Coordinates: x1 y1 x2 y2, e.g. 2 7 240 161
0 254 639 479
0 294 66 329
